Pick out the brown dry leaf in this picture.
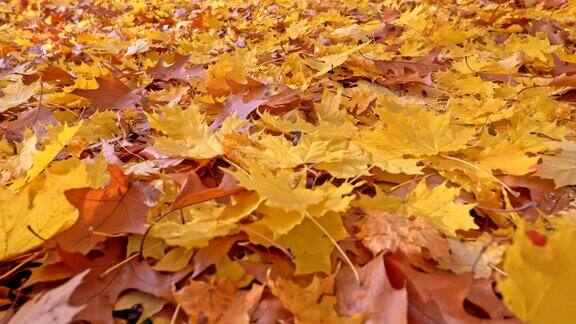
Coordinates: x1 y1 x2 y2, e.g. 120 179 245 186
148 54 205 81
9 270 89 324
467 279 518 321
1 106 57 140
50 165 158 253
171 185 245 211
72 76 141 111
210 93 267 129
549 73 576 87
25 238 125 288
357 211 449 263
238 245 296 283
335 254 408 323
70 260 173 324
374 47 445 76
192 233 247 277
174 278 263 324
386 253 494 323
251 296 293 324
552 53 576 76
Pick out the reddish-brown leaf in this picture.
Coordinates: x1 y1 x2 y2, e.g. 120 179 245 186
171 186 245 211
552 53 576 76
336 254 408 323
211 93 267 129
9 270 89 324
385 253 480 323
148 54 205 81
72 76 141 111
70 260 173 324
478 72 518 85
466 279 518 321
549 73 576 87
1 106 56 141
26 239 125 287
50 166 158 253
192 233 247 277
239 245 295 282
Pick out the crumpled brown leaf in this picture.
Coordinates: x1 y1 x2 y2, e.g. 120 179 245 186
357 211 449 264
174 278 263 324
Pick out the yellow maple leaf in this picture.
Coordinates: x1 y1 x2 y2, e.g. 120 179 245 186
360 109 476 156
147 105 222 159
473 141 540 176
227 164 323 213
154 247 194 272
498 223 576 323
439 235 504 279
355 186 403 212
10 123 82 190
505 35 554 62
151 192 260 249
253 182 355 238
0 158 105 260
0 79 41 113
403 181 478 237
537 141 576 188
271 275 352 324
307 43 369 77
277 213 348 275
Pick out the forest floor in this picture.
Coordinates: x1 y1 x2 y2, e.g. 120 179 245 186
1 0 576 323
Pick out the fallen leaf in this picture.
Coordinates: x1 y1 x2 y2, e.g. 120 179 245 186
335 254 408 323
0 158 105 260
70 260 173 324
498 223 576 323
386 253 480 323
148 54 205 81
271 275 352 323
114 291 166 324
72 76 140 111
192 233 247 277
403 181 478 237
9 270 89 324
50 165 158 253
174 278 263 324
10 122 82 190
357 211 450 263
0 79 40 113
537 141 576 187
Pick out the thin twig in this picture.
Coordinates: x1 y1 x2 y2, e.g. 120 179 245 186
170 304 181 324
238 224 293 259
488 263 508 277
476 201 538 212
0 252 43 281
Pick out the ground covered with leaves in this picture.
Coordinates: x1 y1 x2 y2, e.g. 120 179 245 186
1 0 576 322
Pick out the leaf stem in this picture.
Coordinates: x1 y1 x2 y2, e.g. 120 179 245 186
440 155 520 197
305 212 360 284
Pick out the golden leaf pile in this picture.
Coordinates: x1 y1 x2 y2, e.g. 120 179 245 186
1 0 576 322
